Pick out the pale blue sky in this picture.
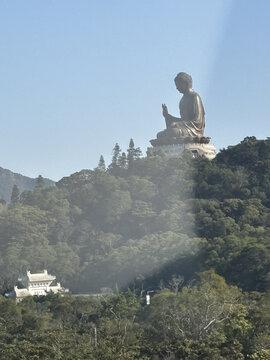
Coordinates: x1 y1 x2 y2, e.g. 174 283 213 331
0 0 269 180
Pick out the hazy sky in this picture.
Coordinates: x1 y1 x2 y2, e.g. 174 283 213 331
1 0 270 181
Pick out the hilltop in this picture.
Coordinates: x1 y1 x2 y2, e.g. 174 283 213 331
0 137 270 359
0 136 269 294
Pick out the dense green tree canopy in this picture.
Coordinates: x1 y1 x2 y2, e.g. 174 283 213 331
0 137 270 358
0 138 269 293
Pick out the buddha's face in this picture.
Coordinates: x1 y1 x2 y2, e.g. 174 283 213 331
175 79 189 94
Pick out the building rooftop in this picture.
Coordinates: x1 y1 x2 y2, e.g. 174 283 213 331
25 270 56 282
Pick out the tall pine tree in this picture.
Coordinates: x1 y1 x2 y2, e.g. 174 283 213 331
119 152 127 168
110 143 121 168
97 155 106 171
127 139 142 168
10 184 20 203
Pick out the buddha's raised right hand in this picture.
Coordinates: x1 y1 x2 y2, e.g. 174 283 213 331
162 104 168 118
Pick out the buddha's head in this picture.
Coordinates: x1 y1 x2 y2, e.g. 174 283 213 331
174 72 192 94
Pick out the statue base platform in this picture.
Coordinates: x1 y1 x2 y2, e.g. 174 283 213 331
150 142 216 160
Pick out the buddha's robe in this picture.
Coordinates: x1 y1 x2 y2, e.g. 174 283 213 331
158 90 205 139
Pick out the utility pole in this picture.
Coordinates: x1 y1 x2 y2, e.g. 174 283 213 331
94 325 97 348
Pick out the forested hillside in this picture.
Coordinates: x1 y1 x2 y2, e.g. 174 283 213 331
0 137 269 293
0 137 270 359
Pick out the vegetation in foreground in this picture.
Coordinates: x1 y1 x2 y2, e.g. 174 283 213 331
1 271 269 359
0 137 270 358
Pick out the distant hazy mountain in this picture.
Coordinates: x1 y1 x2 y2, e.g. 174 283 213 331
0 166 55 202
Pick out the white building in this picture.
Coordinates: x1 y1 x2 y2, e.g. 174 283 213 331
8 270 68 302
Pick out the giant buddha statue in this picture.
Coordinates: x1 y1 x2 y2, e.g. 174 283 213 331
150 72 210 146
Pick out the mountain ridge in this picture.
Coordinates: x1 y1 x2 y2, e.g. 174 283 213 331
0 165 55 202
